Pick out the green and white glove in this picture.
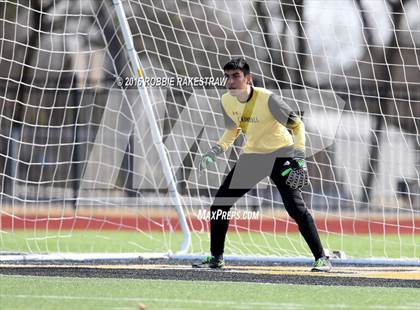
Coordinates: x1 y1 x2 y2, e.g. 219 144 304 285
281 158 309 190
199 145 223 172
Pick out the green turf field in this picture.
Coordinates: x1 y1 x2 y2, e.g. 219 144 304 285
1 231 419 309
1 275 418 310
1 230 418 259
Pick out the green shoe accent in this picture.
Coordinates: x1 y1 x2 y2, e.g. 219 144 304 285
311 257 332 272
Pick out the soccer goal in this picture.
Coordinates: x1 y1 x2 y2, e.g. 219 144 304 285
0 0 418 265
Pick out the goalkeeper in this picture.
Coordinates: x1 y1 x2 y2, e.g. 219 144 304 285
193 58 331 272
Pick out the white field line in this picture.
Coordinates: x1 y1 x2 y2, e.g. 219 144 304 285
1 294 419 310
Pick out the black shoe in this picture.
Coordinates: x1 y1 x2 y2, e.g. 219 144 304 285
192 255 224 269
311 256 332 272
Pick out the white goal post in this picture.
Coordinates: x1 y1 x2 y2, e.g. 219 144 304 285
0 0 419 265
112 0 191 254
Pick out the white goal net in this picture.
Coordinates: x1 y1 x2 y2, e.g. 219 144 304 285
0 0 419 263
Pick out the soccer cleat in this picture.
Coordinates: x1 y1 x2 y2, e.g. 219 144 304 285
192 255 225 269
311 257 332 272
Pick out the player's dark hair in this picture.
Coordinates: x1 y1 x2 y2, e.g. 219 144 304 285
223 58 250 76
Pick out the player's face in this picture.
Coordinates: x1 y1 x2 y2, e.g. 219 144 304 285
224 69 251 96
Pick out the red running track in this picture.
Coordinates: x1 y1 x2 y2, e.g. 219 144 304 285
1 215 419 234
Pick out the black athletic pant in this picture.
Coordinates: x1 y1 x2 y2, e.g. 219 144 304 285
210 153 325 260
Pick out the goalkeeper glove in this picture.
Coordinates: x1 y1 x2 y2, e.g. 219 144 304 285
281 158 309 190
199 145 223 172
